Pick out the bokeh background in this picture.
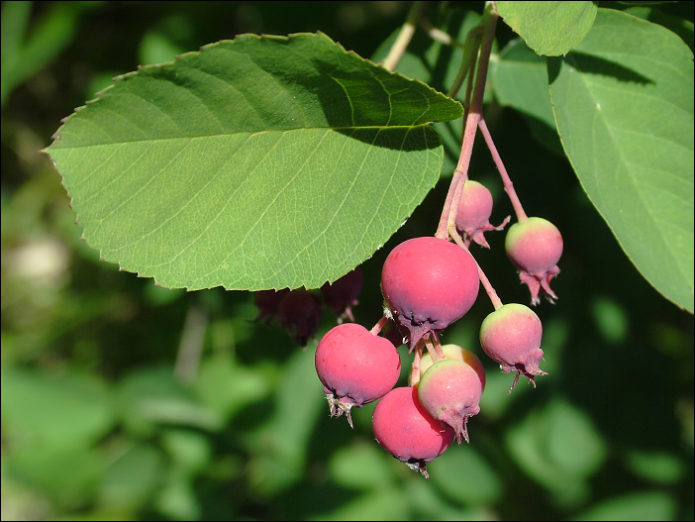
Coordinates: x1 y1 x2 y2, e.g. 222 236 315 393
2 2 693 520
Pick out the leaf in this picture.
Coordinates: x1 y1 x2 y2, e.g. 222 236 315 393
491 38 564 155
548 9 694 312
46 32 462 291
570 491 677 521
371 9 489 177
496 1 597 56
505 397 606 506
0 368 115 452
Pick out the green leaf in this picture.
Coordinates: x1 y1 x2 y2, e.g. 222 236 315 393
1 2 93 107
371 9 489 177
431 448 503 506
46 32 462 291
505 397 606 506
0 368 115 452
548 9 694 312
491 38 563 155
570 491 677 521
496 1 597 56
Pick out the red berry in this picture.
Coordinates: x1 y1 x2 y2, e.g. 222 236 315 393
455 180 510 249
320 267 363 322
479 303 546 391
372 386 454 478
315 323 400 427
505 217 562 305
276 289 322 346
381 237 479 350
417 359 483 444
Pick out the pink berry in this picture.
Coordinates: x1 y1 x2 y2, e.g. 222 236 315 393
276 289 322 346
505 217 562 305
417 359 483 444
455 180 510 248
415 344 486 392
320 267 363 322
315 323 400 427
381 237 479 350
372 386 454 478
479 303 546 391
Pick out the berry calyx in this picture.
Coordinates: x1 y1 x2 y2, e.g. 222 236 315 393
320 267 363 322
417 359 483 444
372 386 454 478
315 323 400 427
505 217 562 305
381 236 479 350
455 180 510 248
479 303 546 391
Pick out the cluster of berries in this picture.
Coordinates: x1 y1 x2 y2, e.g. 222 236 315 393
312 179 563 478
253 268 363 346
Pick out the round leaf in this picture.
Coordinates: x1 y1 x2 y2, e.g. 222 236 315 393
46 33 462 291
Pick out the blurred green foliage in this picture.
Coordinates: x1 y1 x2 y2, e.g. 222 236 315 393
1 2 693 520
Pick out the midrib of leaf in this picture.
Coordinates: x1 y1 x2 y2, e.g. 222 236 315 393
560 58 691 287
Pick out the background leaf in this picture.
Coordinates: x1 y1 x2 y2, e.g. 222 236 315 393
46 32 462 291
491 38 564 155
496 1 597 56
548 9 694 312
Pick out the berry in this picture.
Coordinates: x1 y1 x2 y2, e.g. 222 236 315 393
372 386 454 478
315 323 400 427
505 217 562 305
417 359 483 444
381 237 479 350
455 180 510 248
479 303 546 391
276 289 322 346
415 344 486 391
252 288 290 323
320 267 363 322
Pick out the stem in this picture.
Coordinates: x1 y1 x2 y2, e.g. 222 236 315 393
447 28 481 99
478 118 528 221
411 340 424 385
174 300 208 385
450 229 504 310
420 18 465 48
381 2 423 72
370 316 389 335
429 331 446 360
435 4 498 239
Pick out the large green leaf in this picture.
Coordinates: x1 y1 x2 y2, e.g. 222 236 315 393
491 38 563 155
46 33 462 291
496 1 597 56
548 9 694 312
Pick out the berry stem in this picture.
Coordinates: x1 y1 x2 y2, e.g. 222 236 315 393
428 331 446 360
411 340 424 384
370 316 389 335
450 228 504 311
446 27 482 99
435 4 498 239
381 1 423 72
478 118 528 222
420 17 466 49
